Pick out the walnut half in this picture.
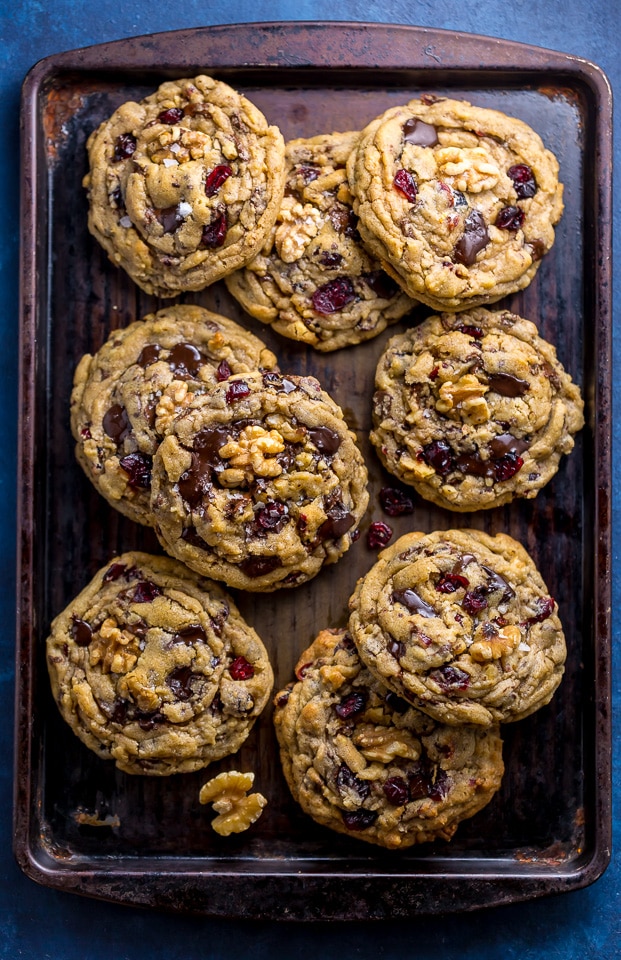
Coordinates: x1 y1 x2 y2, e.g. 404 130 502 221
199 770 267 836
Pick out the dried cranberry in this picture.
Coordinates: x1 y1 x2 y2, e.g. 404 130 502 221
312 277 356 315
507 164 537 199
201 212 227 248
295 662 313 680
215 359 232 381
132 581 162 603
103 563 127 583
428 768 451 801
383 776 409 806
393 168 418 202
408 764 433 800
319 251 343 267
71 617 92 647
204 164 233 197
526 596 555 624
335 691 367 719
436 573 469 594
157 107 184 124
421 439 454 476
342 809 378 831
328 205 358 237
367 521 393 549
431 664 471 691
379 486 414 517
458 324 484 339
119 452 152 489
239 555 282 578
495 205 525 231
229 656 255 680
225 380 250 404
113 133 136 161
336 764 370 800
462 585 489 615
296 165 321 184
429 366 439 380
255 501 288 532
494 452 524 481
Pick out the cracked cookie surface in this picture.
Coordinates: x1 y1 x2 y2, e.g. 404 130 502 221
150 372 369 591
370 307 584 511
83 75 286 296
273 628 504 848
348 530 566 726
226 131 415 351
71 305 277 526
347 97 563 311
46 552 273 775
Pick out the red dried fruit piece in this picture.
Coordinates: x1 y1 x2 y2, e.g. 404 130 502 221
495 205 525 231
215 359 231 382
113 133 136 162
421 439 455 476
431 664 471 691
367 521 393 549
157 107 184 124
429 366 439 380
295 661 313 680
458 324 484 339
229 656 255 680
205 164 233 197
379 486 414 517
201 212 227 248
103 562 128 583
256 501 288 532
312 277 356 315
296 165 321 184
337 764 370 800
334 691 367 719
494 452 524 482
80 427 92 440
507 164 537 199
319 251 343 267
132 581 162 603
525 596 555 624
383 776 409 806
225 380 250 404
119 452 152 489
436 573 469 594
462 585 489 615
394 168 418 202
342 809 378 831
428 769 451 801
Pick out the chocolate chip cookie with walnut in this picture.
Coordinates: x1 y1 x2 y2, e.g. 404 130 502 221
150 371 369 592
84 75 286 296
226 131 416 351
347 96 563 311
348 529 566 726
370 307 584 512
274 628 504 849
46 552 273 775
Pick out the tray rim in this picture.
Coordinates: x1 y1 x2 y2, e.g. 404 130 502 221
15 20 613 919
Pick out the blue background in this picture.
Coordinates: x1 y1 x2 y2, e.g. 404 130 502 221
1 2 618 957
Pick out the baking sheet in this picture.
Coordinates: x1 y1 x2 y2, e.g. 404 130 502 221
15 22 612 918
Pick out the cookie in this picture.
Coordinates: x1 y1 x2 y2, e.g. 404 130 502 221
273 628 504 849
348 529 566 726
225 132 415 351
83 75 286 297
71 305 277 526
150 372 369 591
347 96 563 311
370 308 584 511
46 552 273 775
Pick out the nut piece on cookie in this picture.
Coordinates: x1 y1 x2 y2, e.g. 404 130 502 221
199 770 267 836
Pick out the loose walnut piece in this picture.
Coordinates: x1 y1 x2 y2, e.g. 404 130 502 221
470 624 521 662
199 770 267 837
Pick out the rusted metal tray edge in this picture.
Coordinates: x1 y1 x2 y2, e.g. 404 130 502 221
15 22 613 919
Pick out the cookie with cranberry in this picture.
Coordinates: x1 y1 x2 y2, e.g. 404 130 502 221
347 96 563 311
348 529 566 726
83 75 286 296
71 304 277 526
46 552 273 775
225 131 416 351
370 307 584 511
274 628 504 849
150 372 369 592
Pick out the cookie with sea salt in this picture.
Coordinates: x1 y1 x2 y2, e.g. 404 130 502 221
273 628 504 848
150 371 369 592
347 96 563 311
83 75 286 296
46 552 273 775
225 131 415 351
348 529 566 726
370 307 584 511
71 304 277 526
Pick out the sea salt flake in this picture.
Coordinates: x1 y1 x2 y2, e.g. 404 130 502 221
177 201 193 217
119 215 132 228
518 641 531 652
162 157 178 167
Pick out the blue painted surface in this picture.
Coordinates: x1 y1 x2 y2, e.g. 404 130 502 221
1 2 618 957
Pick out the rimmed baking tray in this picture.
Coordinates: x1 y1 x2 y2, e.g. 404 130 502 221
15 22 612 918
